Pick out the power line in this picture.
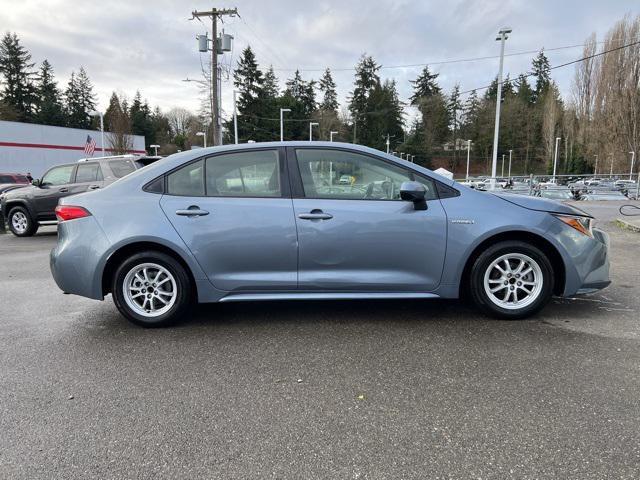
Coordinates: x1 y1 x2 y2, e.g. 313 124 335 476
460 38 640 95
268 40 620 73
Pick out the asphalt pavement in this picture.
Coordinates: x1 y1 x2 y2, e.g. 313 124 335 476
1 201 639 479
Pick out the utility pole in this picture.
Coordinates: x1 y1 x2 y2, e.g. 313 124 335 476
490 27 512 190
191 7 238 146
552 137 560 183
466 140 471 180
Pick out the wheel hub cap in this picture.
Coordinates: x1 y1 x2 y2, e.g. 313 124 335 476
483 253 543 310
11 212 28 233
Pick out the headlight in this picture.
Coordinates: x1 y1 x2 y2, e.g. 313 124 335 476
553 214 593 237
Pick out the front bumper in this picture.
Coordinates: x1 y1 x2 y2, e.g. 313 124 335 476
570 227 611 295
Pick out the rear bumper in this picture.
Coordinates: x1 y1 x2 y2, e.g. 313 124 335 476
50 216 110 300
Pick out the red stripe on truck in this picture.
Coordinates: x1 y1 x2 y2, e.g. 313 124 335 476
0 141 146 154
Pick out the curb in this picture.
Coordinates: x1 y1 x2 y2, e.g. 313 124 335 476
615 218 640 233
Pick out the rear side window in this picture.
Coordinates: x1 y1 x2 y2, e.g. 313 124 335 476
205 150 280 197
167 160 205 196
42 165 75 186
110 159 136 178
75 163 103 183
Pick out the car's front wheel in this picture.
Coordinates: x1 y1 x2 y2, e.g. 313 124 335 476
112 251 192 327
8 206 38 237
469 241 554 319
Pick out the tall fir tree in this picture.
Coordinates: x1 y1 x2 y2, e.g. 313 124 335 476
349 54 380 143
232 46 268 141
409 66 441 105
531 50 551 102
65 67 96 129
34 60 65 126
0 32 36 121
262 65 279 99
318 68 338 113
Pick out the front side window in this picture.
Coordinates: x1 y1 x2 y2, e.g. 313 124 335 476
75 163 103 183
206 150 280 197
296 149 437 200
42 165 75 186
167 159 205 196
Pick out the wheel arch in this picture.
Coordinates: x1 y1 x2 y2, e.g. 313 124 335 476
4 199 35 218
101 241 198 299
459 230 566 297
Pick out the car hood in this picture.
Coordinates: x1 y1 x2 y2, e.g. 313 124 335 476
491 192 592 217
2 184 35 198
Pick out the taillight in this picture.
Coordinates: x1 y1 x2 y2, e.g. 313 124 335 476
55 205 91 222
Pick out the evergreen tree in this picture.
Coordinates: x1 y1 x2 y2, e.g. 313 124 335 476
318 67 338 113
0 32 36 122
233 46 268 142
409 66 441 105
262 65 279 98
447 84 463 169
531 50 551 102
104 92 132 154
349 54 380 144
129 91 155 147
514 74 534 104
34 60 65 126
65 67 96 129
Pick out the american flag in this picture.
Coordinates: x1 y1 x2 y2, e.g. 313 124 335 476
84 135 96 156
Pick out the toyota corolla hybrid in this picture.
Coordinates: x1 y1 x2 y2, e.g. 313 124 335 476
50 142 610 327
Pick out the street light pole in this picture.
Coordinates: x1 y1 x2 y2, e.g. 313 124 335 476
385 134 390 153
466 140 471 180
501 154 505 178
233 90 239 144
630 151 636 181
309 122 319 141
280 108 290 142
508 149 513 178
150 144 160 156
609 154 614 178
594 155 598 177
89 111 105 156
400 153 405 160
552 137 561 183
490 27 512 189
196 131 206 148
330 131 338 142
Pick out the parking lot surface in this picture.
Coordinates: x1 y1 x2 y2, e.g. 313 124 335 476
1 201 639 479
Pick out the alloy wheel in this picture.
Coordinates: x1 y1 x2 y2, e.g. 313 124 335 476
483 253 543 310
122 263 177 317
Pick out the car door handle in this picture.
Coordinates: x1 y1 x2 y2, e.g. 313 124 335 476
88 185 100 190
298 210 333 220
59 187 69 193
176 206 210 217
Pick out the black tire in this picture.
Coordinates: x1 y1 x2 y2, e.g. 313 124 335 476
8 206 38 237
469 241 554 320
112 251 192 327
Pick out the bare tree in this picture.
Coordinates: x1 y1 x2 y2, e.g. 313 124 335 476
166 107 194 138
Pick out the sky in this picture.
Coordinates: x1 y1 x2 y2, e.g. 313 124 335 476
1 0 637 127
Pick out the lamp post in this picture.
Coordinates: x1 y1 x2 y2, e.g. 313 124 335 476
88 111 105 156
501 154 505 178
400 153 405 160
508 149 513 179
609 153 614 178
594 155 598 177
552 137 561 183
309 122 319 141
196 131 206 148
630 151 636 181
233 90 239 144
280 108 291 142
150 144 160 156
330 131 338 142
490 27 512 190
466 140 471 180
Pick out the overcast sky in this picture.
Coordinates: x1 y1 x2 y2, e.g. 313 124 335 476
1 0 637 125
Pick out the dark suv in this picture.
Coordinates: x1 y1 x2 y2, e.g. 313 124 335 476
1 155 160 237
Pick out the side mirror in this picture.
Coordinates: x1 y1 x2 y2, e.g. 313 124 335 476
400 181 428 210
32 179 42 188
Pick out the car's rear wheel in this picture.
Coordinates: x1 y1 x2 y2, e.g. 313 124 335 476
8 206 38 237
112 251 192 327
469 241 554 319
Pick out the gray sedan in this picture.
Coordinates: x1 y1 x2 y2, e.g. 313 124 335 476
50 142 610 327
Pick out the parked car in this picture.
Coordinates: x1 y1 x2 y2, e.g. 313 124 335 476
338 174 352 185
0 172 31 195
1 155 160 237
538 188 574 201
49 142 611 327
579 191 628 201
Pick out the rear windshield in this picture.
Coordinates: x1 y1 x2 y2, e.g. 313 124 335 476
109 159 137 178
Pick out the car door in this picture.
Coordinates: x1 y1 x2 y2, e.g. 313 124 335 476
33 164 77 219
160 148 298 292
289 147 448 292
74 162 105 192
